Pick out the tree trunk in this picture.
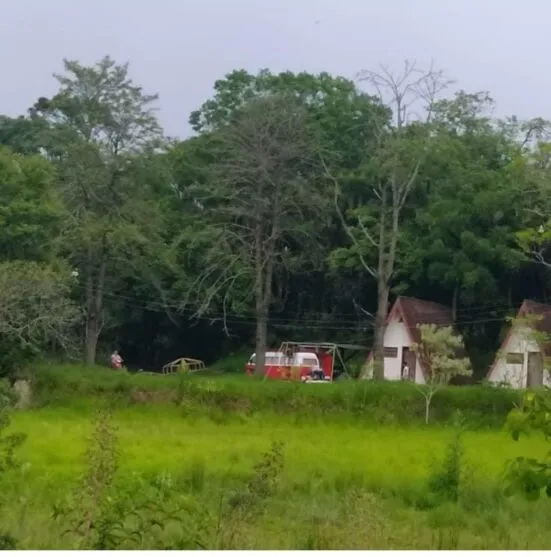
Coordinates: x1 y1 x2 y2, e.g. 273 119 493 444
423 389 436 425
373 282 389 380
84 322 99 367
84 253 106 366
452 284 459 322
255 309 268 378
253 218 268 376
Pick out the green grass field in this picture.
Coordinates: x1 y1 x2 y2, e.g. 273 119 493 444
1 365 551 549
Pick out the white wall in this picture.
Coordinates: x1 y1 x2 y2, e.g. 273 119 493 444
381 320 426 384
383 320 409 381
489 327 551 388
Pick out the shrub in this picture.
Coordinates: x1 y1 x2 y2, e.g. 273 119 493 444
31 364 523 428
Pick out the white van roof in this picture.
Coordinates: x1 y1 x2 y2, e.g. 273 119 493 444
250 351 284 358
296 352 318 359
248 351 319 365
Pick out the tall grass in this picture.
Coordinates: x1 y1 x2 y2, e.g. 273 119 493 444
3 363 549 548
30 363 520 428
2 400 551 549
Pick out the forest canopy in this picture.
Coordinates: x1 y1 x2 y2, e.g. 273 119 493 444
2 56 551 378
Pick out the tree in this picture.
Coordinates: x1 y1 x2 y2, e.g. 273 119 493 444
0 261 80 376
189 69 387 166
392 93 525 372
0 115 47 155
515 139 551 269
30 56 165 365
0 146 63 262
411 323 472 424
184 95 324 375
178 69 390 346
0 146 77 374
329 61 452 380
398 92 522 302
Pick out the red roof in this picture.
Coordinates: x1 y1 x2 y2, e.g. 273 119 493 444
488 299 551 378
365 297 464 372
519 300 551 347
389 296 456 346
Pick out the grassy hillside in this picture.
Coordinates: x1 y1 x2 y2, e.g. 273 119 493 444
31 362 519 428
0 363 548 549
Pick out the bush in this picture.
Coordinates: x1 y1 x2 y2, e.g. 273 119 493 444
30 363 522 428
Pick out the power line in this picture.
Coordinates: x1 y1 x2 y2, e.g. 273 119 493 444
60 276 551 330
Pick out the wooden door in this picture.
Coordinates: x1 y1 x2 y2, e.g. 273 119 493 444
401 347 417 381
527 352 544 387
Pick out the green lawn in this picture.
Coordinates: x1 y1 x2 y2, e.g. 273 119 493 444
3 402 551 549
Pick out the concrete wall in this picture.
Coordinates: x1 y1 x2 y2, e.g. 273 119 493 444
489 326 551 388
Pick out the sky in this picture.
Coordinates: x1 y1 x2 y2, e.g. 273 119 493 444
1 0 549 138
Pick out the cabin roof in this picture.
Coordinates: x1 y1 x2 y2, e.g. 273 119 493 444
364 296 466 374
519 300 551 343
488 300 551 380
390 296 456 346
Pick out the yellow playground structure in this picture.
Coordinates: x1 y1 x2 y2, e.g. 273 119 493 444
161 357 206 375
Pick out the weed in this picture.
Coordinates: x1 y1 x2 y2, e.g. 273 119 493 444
432 526 461 550
298 521 331 550
54 407 120 549
185 458 206 493
0 533 17 549
428 429 464 503
0 381 25 548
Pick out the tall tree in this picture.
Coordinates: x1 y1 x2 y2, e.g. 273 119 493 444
516 138 551 269
397 93 524 311
174 69 388 346
0 146 63 262
0 115 47 155
31 56 165 365
329 61 451 379
0 147 78 374
184 95 324 375
0 261 80 376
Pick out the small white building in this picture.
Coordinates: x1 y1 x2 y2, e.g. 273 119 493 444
362 296 464 384
488 300 551 389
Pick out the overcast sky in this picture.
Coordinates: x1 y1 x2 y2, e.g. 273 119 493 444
1 0 548 138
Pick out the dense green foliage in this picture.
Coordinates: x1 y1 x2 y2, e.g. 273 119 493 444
2 56 551 376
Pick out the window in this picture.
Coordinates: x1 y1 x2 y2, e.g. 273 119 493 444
384 347 398 358
506 352 524 365
301 358 319 366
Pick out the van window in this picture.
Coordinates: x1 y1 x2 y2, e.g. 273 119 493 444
301 358 319 366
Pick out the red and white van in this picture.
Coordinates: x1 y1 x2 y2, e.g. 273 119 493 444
245 350 325 380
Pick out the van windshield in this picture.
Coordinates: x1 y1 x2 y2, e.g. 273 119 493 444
301 358 319 366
